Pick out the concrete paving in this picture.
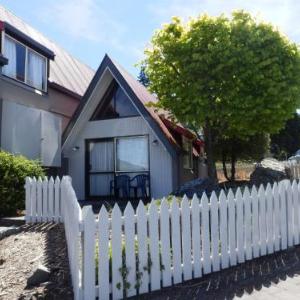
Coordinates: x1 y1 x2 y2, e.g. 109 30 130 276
0 216 25 239
135 246 300 300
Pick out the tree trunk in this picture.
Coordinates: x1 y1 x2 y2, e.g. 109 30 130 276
203 121 218 183
230 146 237 182
222 150 230 181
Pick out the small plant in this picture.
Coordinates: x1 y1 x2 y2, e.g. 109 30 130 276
0 151 44 216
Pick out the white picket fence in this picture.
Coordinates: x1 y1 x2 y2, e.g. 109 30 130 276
25 177 300 300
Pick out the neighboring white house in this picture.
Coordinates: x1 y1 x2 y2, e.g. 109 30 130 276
62 55 206 200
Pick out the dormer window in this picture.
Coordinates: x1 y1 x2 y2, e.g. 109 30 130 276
2 34 47 91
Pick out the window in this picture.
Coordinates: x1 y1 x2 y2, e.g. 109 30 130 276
87 136 149 197
116 136 149 172
183 137 193 169
2 34 47 91
91 81 138 120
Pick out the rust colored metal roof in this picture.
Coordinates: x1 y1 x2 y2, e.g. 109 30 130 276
0 5 94 96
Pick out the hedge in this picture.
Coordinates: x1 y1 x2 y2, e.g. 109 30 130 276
0 151 45 217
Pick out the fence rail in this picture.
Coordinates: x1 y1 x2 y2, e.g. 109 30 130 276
25 176 300 300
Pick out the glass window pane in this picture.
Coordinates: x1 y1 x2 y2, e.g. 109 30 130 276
89 141 114 172
15 42 26 82
27 49 46 90
3 36 17 78
115 87 138 117
89 174 114 196
116 136 148 172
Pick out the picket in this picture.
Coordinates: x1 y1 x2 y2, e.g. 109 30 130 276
124 203 137 297
286 182 294 247
251 186 259 258
171 197 182 284
236 188 245 263
258 185 267 256
292 180 300 245
48 177 54 222
83 206 96 300
181 196 193 280
98 206 110 300
243 187 252 260
191 195 202 277
111 205 123 300
149 201 160 291
279 182 288 250
266 184 274 254
54 177 61 222
31 177 37 223
37 177 43 222
219 190 229 269
25 177 32 223
25 174 300 300
228 189 237 266
160 198 172 287
42 178 48 222
136 201 149 294
210 192 220 271
273 183 280 252
201 193 211 274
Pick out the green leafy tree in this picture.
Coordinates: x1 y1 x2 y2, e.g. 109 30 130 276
142 11 300 182
271 113 300 159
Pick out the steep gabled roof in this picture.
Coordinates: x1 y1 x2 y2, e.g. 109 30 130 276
63 54 180 157
0 5 94 96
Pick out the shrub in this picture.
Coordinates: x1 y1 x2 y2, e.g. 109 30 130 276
0 151 45 217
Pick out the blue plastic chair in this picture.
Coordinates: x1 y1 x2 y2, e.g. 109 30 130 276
110 175 130 198
130 174 149 198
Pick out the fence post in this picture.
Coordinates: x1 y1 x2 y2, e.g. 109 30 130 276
25 177 32 224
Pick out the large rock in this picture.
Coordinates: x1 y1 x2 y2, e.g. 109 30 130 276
173 178 219 198
27 264 50 287
250 158 289 186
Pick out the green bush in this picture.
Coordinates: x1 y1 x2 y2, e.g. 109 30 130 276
0 151 45 217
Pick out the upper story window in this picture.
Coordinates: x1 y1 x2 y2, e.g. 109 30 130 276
91 81 139 120
2 34 47 92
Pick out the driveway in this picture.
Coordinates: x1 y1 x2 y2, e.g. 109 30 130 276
136 245 300 299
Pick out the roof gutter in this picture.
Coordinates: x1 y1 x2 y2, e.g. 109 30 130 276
49 81 82 100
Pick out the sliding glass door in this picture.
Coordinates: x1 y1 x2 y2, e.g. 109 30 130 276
86 135 149 198
88 140 114 196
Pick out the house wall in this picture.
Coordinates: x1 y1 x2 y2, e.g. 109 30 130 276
178 154 199 184
0 76 79 130
63 116 174 200
0 75 80 166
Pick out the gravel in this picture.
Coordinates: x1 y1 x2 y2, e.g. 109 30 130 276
0 223 73 299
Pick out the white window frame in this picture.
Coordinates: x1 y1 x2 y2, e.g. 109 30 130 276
1 32 48 92
182 136 193 170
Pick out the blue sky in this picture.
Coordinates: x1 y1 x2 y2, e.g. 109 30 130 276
0 0 299 76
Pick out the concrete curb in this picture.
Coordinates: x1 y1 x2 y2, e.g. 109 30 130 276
0 226 21 240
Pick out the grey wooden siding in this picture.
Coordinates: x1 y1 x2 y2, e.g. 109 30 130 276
64 116 174 199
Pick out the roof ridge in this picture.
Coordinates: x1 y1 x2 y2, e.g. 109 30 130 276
0 4 94 73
